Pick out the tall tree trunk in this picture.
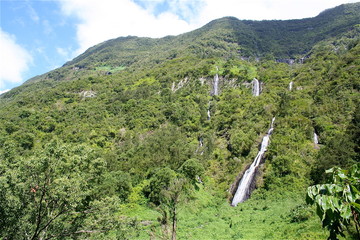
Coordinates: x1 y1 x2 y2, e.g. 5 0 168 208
171 206 177 240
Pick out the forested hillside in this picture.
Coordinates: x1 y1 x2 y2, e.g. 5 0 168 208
1 3 359 239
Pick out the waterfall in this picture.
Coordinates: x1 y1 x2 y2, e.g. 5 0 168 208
289 81 293 91
231 117 275 206
313 132 320 149
199 137 204 155
314 132 319 145
213 73 219 96
209 67 219 117
252 78 261 96
195 137 205 155
199 137 203 147
207 101 211 120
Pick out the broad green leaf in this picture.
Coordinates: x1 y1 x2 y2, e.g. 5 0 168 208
316 204 325 220
325 168 335 174
350 184 360 196
343 185 354 202
333 184 343 193
337 171 347 180
308 164 360 239
350 202 360 211
339 204 352 219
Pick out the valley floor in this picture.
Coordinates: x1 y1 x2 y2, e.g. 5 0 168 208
124 186 332 240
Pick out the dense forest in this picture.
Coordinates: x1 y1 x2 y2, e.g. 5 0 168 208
1 2 359 240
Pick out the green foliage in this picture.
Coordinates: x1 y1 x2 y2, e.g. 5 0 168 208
98 171 132 201
179 158 204 185
229 129 254 157
18 3 360 86
307 164 360 239
145 167 177 205
289 204 314 223
0 3 359 238
0 140 133 239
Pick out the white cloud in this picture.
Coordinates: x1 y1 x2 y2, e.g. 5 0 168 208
56 47 73 61
59 0 358 56
56 47 68 57
59 0 198 55
27 3 40 23
0 89 10 95
161 0 205 22
198 0 359 23
0 29 33 90
42 19 54 35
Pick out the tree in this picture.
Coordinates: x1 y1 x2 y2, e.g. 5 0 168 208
179 158 205 186
160 177 187 240
145 162 203 240
0 139 130 239
146 167 177 206
306 164 360 240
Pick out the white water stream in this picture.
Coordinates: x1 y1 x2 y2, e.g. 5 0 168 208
214 73 219 96
208 67 219 119
314 132 319 145
252 78 261 96
289 81 293 91
231 117 275 206
199 137 204 147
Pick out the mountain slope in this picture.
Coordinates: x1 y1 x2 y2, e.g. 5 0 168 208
19 2 360 87
0 3 359 239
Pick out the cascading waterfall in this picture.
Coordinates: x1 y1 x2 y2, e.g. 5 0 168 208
314 132 319 145
207 101 211 120
289 81 293 91
231 117 275 206
252 78 261 96
199 137 204 155
313 132 320 149
208 66 219 119
199 137 204 147
207 67 219 118
213 72 219 96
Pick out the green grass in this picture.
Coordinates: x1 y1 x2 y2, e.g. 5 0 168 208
176 186 328 240
124 185 330 239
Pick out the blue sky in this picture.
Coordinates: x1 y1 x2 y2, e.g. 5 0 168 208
0 0 358 93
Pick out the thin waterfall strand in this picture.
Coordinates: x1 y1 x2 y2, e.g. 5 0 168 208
207 101 211 120
314 132 319 145
214 73 219 96
199 137 203 147
289 81 293 91
231 117 275 206
252 78 260 96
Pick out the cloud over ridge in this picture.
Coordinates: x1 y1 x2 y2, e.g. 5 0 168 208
59 0 358 56
1 0 358 91
0 29 33 89
59 0 198 55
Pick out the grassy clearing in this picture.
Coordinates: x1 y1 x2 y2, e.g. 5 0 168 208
125 184 330 239
177 186 328 240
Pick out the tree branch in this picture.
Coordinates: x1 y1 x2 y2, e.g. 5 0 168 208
31 181 47 240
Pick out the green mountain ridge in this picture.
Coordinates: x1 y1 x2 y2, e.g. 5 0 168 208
1 2 359 239
19 2 360 87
